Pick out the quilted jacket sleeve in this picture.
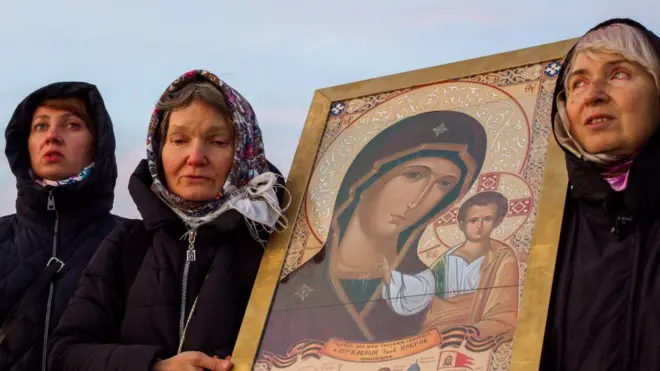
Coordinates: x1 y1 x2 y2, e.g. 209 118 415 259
47 221 166 371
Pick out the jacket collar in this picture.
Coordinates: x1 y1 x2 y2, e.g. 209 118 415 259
128 158 286 236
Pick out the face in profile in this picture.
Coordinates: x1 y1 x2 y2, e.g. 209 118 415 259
565 51 659 155
459 203 500 242
161 99 235 201
28 105 94 181
356 157 462 238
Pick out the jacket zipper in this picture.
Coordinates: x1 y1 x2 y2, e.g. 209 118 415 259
42 190 58 371
622 220 640 370
179 229 197 351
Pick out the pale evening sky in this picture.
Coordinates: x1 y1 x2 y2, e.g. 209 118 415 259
0 0 657 218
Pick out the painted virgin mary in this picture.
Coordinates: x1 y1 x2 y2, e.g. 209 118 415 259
258 110 487 359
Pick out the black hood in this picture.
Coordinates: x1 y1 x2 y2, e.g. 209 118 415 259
551 18 660 214
4 81 118 218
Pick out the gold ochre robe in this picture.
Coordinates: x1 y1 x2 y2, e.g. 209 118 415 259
423 239 519 342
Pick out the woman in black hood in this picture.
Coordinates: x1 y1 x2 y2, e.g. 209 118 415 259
540 19 660 370
0 82 124 371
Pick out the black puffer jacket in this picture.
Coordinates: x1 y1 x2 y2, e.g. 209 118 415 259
0 82 124 371
47 158 284 371
540 19 660 371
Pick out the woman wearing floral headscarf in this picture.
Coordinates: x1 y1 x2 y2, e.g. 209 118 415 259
47 70 288 371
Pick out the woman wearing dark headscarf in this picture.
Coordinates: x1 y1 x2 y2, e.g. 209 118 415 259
256 110 488 366
540 18 660 370
0 83 124 371
47 70 287 371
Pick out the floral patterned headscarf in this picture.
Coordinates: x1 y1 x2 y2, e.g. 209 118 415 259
146 70 286 237
31 162 95 187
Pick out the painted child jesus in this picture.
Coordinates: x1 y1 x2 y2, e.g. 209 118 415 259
377 191 520 342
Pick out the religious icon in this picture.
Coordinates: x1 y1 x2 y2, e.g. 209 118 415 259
235 39 574 371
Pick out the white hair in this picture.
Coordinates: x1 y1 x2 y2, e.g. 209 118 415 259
562 23 660 94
